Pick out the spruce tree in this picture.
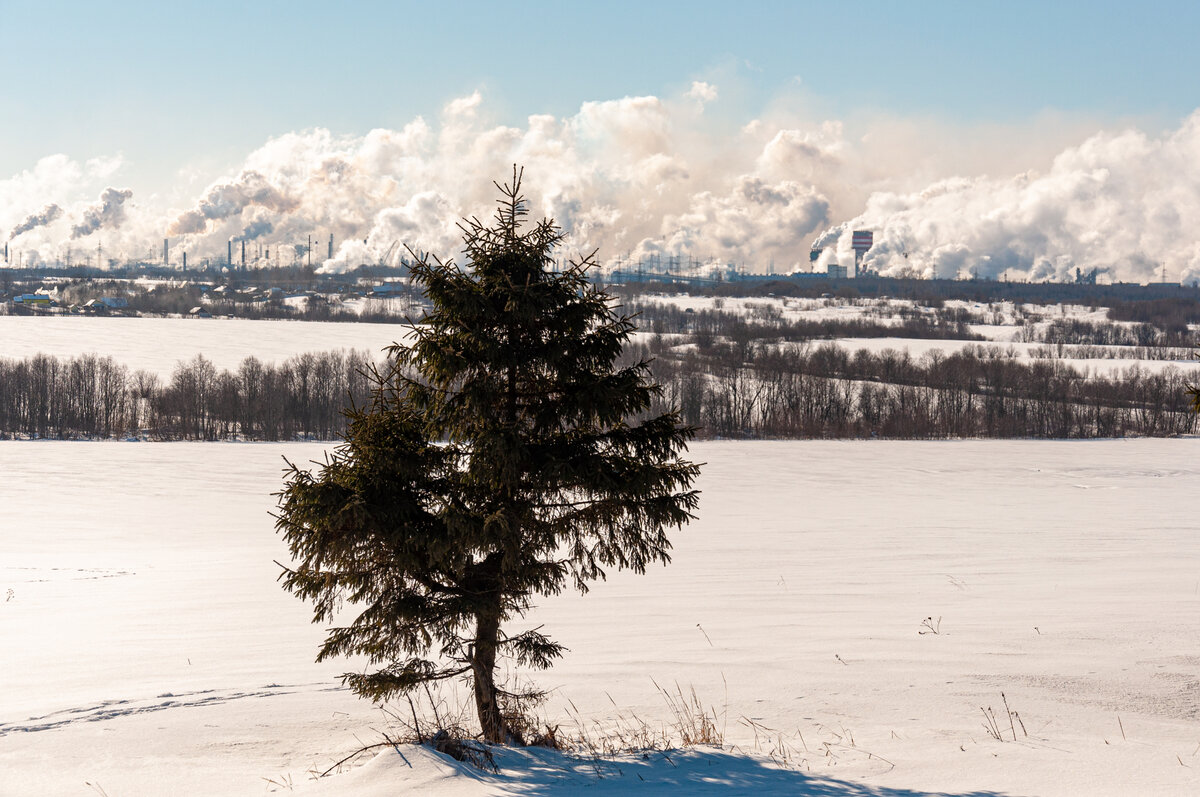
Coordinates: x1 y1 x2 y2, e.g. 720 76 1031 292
276 168 700 744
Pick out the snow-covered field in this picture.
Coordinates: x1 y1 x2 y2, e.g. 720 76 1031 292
639 295 1199 378
0 316 406 378
645 294 1042 330
3 439 1199 795
825 337 1200 378
2 303 1195 383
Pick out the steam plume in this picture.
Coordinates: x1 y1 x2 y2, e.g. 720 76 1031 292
168 170 297 236
814 112 1200 283
237 219 275 241
70 188 133 239
7 87 1200 284
9 204 63 240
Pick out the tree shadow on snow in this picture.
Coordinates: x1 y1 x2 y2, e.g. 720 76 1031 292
441 745 1020 797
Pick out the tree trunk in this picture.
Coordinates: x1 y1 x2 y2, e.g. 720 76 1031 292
468 326 521 745
471 602 509 744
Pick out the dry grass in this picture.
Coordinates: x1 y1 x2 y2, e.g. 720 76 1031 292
557 679 727 759
981 692 1028 742
304 677 895 782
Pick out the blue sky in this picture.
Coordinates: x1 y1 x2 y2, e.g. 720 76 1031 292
3 0 1198 183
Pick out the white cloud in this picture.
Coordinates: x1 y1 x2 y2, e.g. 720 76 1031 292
444 91 483 118
686 81 718 105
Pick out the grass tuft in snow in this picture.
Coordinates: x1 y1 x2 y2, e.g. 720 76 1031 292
981 693 1028 742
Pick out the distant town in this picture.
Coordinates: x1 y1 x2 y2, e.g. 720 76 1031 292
3 247 1200 324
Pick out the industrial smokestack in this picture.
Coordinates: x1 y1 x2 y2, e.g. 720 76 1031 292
241 240 246 268
163 238 169 266
328 233 333 260
228 240 232 267
851 230 873 278
182 251 187 272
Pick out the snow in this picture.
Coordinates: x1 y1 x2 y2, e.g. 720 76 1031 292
638 295 1199 377
3 439 1200 795
642 294 912 326
826 337 1200 377
1 304 1194 384
295 744 926 796
0 316 408 378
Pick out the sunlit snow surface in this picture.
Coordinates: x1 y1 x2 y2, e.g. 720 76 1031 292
2 440 1199 795
0 316 407 377
1 309 1195 382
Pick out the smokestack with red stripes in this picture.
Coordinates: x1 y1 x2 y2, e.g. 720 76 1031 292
852 230 873 277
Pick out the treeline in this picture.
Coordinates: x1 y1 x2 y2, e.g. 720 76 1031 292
1030 343 1196 362
0 351 377 441
631 299 1196 356
1 342 1196 442
1021 317 1194 349
616 273 1200 313
1106 298 1200 332
635 340 1199 439
629 301 983 343
12 279 416 324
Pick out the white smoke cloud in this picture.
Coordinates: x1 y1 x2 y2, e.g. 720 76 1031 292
237 217 275 242
84 155 122 180
322 192 460 272
445 91 483 118
148 86 841 274
70 187 133 239
2 154 80 196
1 155 83 244
9 204 63 240
755 123 844 184
654 177 829 270
5 84 1200 284
814 112 1200 283
168 170 297 236
686 81 718 106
